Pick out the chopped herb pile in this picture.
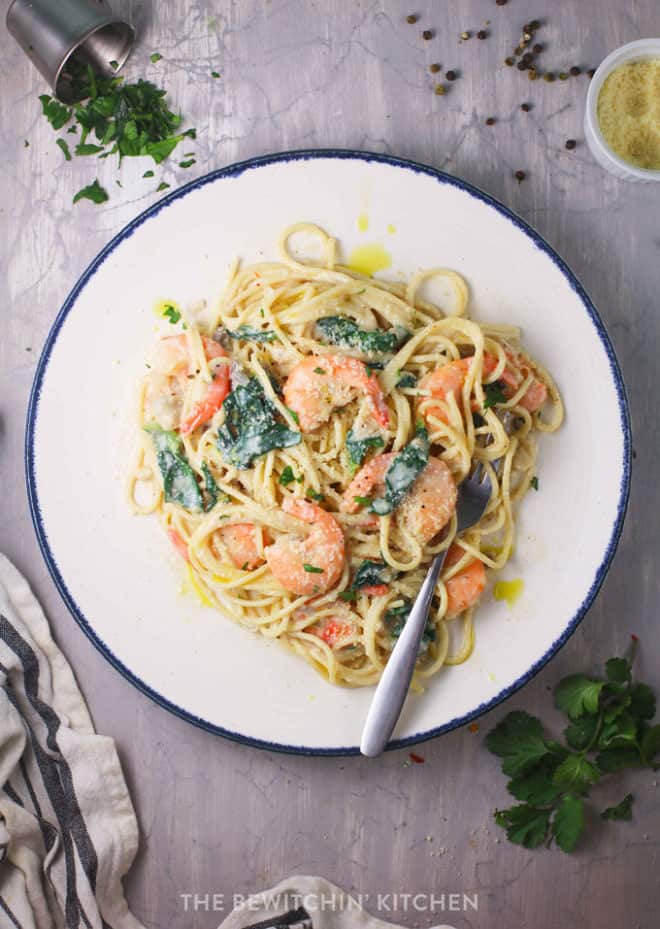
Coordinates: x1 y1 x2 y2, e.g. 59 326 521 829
370 426 429 515
226 325 278 343
486 640 660 852
145 424 202 511
345 429 384 473
316 317 409 355
217 378 301 469
38 60 196 204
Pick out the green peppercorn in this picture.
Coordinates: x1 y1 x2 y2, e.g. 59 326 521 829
434 84 446 96
528 69 538 81
559 71 568 81
543 72 556 82
461 31 471 40
505 56 515 66
429 63 441 73
406 14 418 24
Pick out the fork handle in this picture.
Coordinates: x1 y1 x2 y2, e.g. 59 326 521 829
360 549 449 757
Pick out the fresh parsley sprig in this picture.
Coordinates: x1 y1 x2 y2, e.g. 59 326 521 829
486 639 659 852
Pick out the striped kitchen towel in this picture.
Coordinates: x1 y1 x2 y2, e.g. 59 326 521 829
0 554 144 929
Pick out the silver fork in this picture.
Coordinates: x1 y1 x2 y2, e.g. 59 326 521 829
360 462 493 757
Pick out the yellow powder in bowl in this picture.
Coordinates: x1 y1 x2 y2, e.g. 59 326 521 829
597 58 660 170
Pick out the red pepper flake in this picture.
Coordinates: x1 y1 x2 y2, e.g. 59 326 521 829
631 633 639 642
468 722 480 733
409 752 425 764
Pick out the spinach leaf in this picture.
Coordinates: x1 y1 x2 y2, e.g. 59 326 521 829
345 429 384 471
226 325 278 343
370 427 429 515
146 424 203 511
396 371 417 389
201 462 220 512
316 317 409 354
353 560 395 590
483 380 508 410
217 378 301 469
385 598 436 647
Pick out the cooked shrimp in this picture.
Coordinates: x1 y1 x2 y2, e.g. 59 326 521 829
417 358 472 425
343 454 457 545
483 350 547 412
145 335 230 435
443 543 487 618
265 497 345 596
418 350 547 426
219 523 265 570
283 354 390 432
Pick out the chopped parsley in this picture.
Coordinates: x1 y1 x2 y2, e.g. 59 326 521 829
483 380 508 410
530 476 539 491
179 158 196 168
37 61 196 204
72 179 109 205
150 52 163 63
143 170 155 178
211 71 221 78
305 488 325 502
303 564 324 574
56 138 72 161
161 303 181 325
279 465 296 486
156 181 170 192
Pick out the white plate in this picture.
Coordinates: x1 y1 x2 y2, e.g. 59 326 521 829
26 151 631 754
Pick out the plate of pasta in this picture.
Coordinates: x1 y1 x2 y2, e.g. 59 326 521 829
26 151 630 753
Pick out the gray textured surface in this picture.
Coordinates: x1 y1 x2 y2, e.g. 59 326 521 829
1 1 659 927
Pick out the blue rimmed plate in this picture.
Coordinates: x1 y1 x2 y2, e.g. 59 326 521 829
26 150 630 754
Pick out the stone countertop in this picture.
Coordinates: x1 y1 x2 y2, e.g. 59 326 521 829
1 1 659 927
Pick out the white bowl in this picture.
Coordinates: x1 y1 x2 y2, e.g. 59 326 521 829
584 37 660 182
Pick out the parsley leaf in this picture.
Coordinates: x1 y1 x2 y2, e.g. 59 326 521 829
179 158 196 168
211 70 221 78
39 94 72 130
494 804 551 849
156 181 170 192
530 475 539 491
486 711 549 778
552 754 600 792
601 793 633 821
150 52 163 63
507 757 564 805
279 466 296 486
72 179 109 205
303 564 324 574
554 674 604 720
552 794 585 851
